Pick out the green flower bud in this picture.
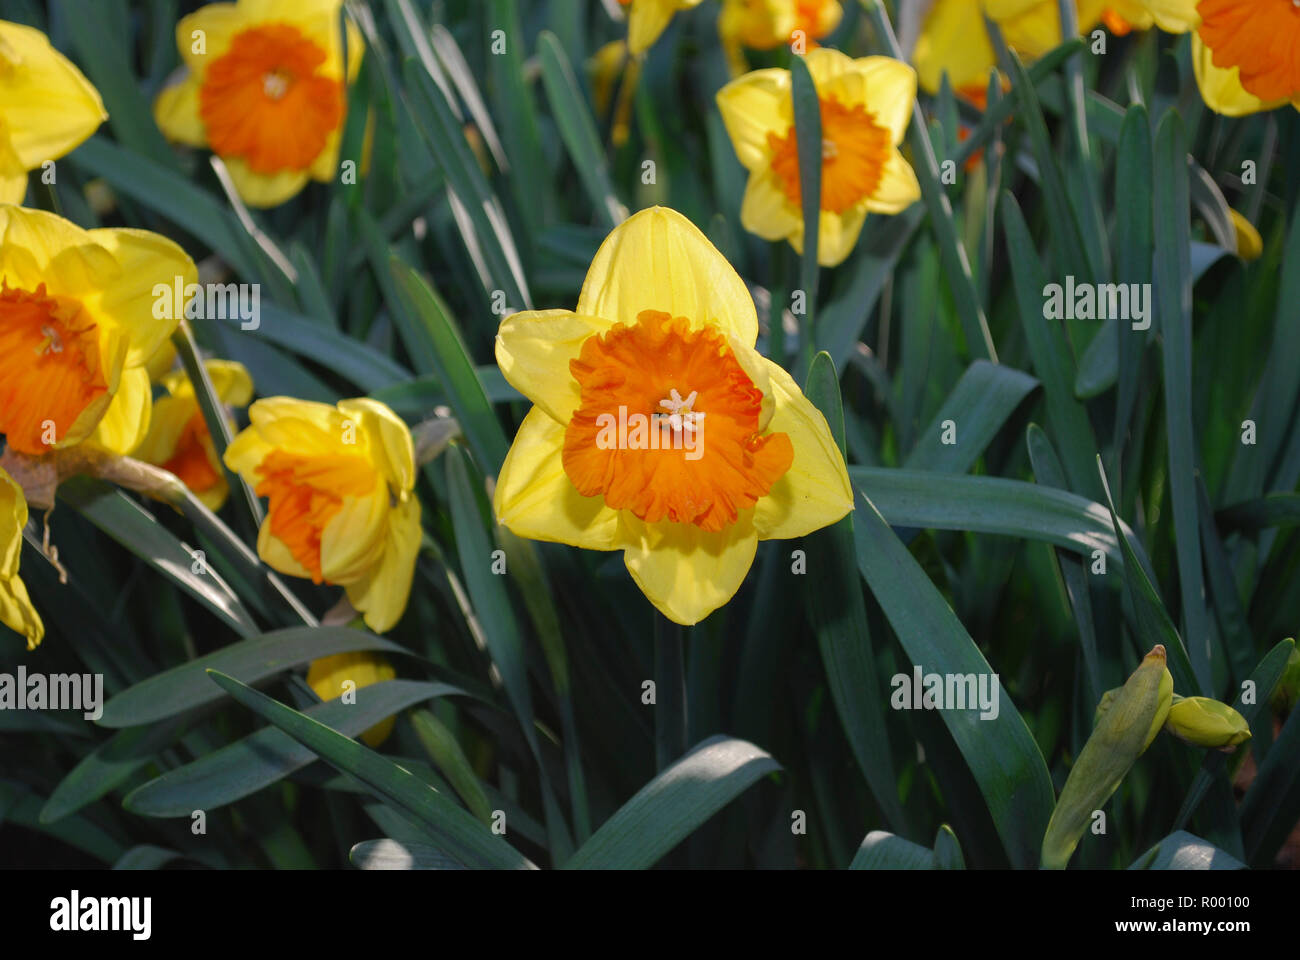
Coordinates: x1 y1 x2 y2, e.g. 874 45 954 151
1270 643 1299 712
1165 695 1251 751
1042 645 1173 869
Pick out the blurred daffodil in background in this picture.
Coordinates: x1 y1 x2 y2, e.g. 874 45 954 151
0 204 196 457
717 49 920 267
307 651 398 747
494 206 852 625
136 359 253 511
153 0 363 207
0 19 106 205
0 467 42 650
223 397 421 633
620 0 704 55
719 0 843 68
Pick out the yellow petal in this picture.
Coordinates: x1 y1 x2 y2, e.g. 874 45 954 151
578 205 759 346
824 56 916 145
320 483 389 583
1192 35 1285 117
799 207 869 267
0 203 118 297
0 171 25 205
494 406 623 551
0 570 43 650
245 397 346 455
87 365 152 455
153 69 208 147
740 168 801 242
0 20 106 169
622 514 758 625
175 2 247 72
257 519 313 580
912 0 997 95
627 0 702 54
85 227 197 367
752 356 853 539
716 68 792 171
344 494 422 633
133 391 193 466
1230 208 1263 261
220 155 311 208
865 149 921 214
0 467 26 579
802 45 856 88
1145 0 1200 33
337 397 417 493
306 650 397 746
494 309 612 424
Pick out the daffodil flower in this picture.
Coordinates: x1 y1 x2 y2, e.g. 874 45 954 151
719 0 843 53
307 651 397 746
223 397 421 633
0 20 106 205
620 0 704 55
717 49 920 267
493 206 852 626
913 0 1109 100
0 204 197 456
135 359 253 511
153 0 363 208
0 466 42 649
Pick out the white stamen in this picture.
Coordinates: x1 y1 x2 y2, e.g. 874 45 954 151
36 323 63 356
656 388 700 435
263 71 289 99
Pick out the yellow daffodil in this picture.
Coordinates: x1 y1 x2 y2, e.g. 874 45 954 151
0 20 106 205
493 206 853 625
1164 695 1251 750
620 0 704 55
717 49 920 267
307 650 397 747
1229 208 1263 261
0 465 42 649
135 359 253 511
153 0 363 208
0 204 196 457
223 397 421 633
914 0 1109 99
719 0 843 52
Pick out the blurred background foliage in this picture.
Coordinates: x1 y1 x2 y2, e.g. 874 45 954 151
0 0 1297 870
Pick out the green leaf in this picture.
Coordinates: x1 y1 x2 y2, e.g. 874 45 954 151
41 717 194 824
862 1 995 361
69 138 258 279
1095 458 1202 695
563 736 780 869
803 353 909 832
58 477 258 639
99 628 407 728
206 670 536 869
112 845 184 870
790 54 822 340
1216 494 1300 533
350 838 465 870
852 481 1055 863
391 260 511 473
1241 683 1300 865
537 31 625 228
123 681 462 816
1113 104 1154 460
401 57 531 311
904 360 1037 472
847 466 1152 578
1129 831 1245 870
1002 193 1100 499
851 489 1055 867
1153 110 1211 693
849 830 935 870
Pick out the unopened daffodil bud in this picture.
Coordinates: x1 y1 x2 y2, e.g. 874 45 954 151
1164 695 1251 751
